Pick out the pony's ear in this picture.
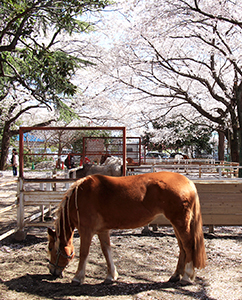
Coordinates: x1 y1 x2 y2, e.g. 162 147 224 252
48 228 56 238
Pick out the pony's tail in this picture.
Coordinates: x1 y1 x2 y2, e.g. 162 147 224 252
191 191 207 269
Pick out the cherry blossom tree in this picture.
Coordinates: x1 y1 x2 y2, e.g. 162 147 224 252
0 0 110 169
87 0 242 167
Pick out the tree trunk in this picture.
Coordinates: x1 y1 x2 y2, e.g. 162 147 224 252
237 84 242 177
230 127 239 162
218 131 225 161
239 127 242 177
0 123 11 170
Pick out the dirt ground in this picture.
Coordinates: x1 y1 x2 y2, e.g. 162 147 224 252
0 171 242 300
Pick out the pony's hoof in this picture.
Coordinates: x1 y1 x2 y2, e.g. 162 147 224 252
103 278 116 285
71 277 84 285
168 274 182 283
178 279 194 286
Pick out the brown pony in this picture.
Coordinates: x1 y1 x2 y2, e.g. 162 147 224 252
48 172 206 285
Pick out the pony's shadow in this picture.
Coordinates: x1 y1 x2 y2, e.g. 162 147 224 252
2 273 216 300
111 228 242 241
110 229 176 238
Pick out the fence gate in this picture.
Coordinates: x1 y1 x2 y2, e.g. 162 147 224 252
15 126 126 240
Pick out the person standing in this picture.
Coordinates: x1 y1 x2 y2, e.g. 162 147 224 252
11 148 18 176
64 153 75 169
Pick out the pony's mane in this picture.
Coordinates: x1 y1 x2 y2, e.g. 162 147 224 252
55 177 88 242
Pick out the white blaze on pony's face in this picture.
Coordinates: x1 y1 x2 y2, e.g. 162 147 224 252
47 228 74 278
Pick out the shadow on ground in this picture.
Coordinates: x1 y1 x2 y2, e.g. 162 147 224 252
1 273 216 300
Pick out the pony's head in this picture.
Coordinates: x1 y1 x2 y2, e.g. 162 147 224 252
47 228 75 277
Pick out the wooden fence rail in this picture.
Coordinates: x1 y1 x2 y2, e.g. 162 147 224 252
151 180 242 228
0 204 17 241
14 175 242 240
127 164 242 179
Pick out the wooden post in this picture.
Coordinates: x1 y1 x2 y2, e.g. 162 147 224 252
209 225 214 234
15 178 26 241
46 172 53 191
139 138 142 165
151 224 158 231
65 172 71 190
41 205 45 222
142 225 150 234
219 167 222 179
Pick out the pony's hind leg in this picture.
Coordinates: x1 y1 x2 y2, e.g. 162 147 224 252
72 229 93 285
171 224 195 284
169 228 186 283
98 230 118 283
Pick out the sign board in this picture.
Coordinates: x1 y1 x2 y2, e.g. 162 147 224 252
86 139 105 163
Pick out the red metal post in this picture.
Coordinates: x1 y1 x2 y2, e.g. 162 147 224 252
83 136 86 164
122 127 126 176
19 127 24 178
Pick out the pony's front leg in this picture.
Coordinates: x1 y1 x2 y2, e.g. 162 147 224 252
72 230 93 285
98 230 118 283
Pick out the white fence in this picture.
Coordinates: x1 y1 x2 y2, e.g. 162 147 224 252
127 163 242 179
13 162 242 240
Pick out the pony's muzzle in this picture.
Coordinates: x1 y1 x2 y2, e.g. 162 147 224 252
48 262 63 278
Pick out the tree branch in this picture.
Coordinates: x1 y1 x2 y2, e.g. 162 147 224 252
188 0 242 28
10 118 56 136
